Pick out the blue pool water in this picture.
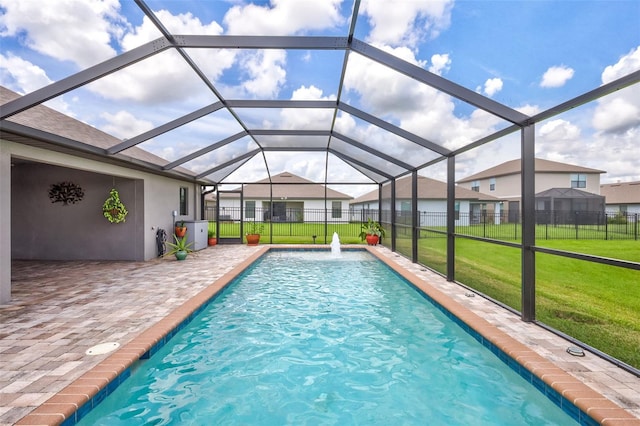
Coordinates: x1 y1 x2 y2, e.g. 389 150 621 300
79 250 577 425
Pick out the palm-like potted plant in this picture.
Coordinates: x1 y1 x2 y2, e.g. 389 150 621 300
165 234 194 260
245 221 264 246
359 218 385 246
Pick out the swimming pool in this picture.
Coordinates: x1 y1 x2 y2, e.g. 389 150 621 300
73 249 585 425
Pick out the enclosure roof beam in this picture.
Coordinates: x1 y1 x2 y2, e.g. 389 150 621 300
226 100 336 109
261 147 327 152
173 35 350 50
163 131 249 171
350 39 530 125
108 101 225 154
250 129 331 136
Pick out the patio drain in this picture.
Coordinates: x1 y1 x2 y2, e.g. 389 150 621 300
86 342 120 356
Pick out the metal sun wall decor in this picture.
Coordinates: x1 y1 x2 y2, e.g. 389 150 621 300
48 181 85 205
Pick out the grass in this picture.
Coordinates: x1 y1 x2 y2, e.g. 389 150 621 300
208 221 640 369
415 236 640 369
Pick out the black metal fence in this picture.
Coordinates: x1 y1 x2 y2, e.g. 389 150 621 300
204 207 638 241
417 210 639 241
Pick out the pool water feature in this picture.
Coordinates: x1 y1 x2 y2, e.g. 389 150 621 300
78 250 579 425
330 232 341 256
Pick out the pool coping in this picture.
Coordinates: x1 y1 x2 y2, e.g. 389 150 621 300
14 245 640 426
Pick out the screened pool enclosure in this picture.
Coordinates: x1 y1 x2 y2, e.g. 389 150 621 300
1 0 639 374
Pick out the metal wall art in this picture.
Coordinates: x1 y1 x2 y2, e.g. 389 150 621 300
48 181 85 205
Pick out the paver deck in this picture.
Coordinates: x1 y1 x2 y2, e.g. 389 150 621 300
1 244 638 425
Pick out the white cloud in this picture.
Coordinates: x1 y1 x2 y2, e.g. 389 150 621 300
99 110 154 139
429 54 451 76
344 45 504 152
0 0 125 68
360 0 454 46
88 9 232 105
279 85 335 129
516 104 542 116
481 78 503 97
0 53 73 114
224 0 344 35
592 93 640 133
0 52 53 92
601 46 640 84
592 46 640 134
540 65 574 88
241 50 287 98
539 119 581 141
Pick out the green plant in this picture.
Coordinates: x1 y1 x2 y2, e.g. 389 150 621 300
208 229 215 238
608 212 628 224
358 218 386 241
245 221 264 235
165 234 194 256
175 220 185 228
102 188 128 223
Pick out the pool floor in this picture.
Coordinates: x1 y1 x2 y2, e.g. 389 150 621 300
4 245 640 425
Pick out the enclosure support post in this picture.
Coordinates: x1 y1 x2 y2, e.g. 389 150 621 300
390 180 396 252
447 156 455 282
521 124 536 322
412 171 418 263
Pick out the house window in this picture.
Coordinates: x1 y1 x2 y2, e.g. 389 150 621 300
571 174 586 188
179 187 188 215
454 201 460 220
246 200 255 219
331 201 341 218
471 180 480 192
489 178 496 191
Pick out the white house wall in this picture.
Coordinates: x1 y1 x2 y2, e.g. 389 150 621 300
606 204 640 217
460 172 602 201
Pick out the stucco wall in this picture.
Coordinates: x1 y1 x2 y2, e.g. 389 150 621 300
11 163 144 261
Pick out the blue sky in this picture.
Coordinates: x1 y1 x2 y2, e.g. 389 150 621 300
1 0 639 196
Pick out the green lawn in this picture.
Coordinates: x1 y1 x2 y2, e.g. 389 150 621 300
416 236 640 370
209 221 640 369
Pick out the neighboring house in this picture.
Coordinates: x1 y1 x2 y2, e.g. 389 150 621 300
0 86 209 302
457 158 605 222
216 172 353 223
351 175 502 226
601 181 640 218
